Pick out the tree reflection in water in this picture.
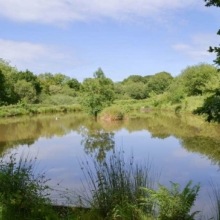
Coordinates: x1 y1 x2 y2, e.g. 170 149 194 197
80 126 115 162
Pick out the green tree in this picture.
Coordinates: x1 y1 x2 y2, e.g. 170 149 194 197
178 63 218 96
80 68 115 118
48 85 62 95
53 73 70 85
143 75 152 84
204 0 220 68
14 80 37 103
192 2 220 122
65 78 80 91
205 0 220 7
147 71 173 95
13 70 41 94
122 75 152 85
0 59 18 104
114 82 128 99
125 82 147 99
0 70 7 105
167 78 186 104
61 86 78 97
93 68 105 79
193 90 220 122
38 72 74 95
38 73 55 94
122 75 146 84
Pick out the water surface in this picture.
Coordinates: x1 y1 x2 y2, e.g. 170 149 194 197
0 112 220 218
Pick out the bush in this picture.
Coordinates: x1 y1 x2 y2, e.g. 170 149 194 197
141 181 200 220
0 153 58 220
168 90 185 104
100 106 125 120
177 63 218 96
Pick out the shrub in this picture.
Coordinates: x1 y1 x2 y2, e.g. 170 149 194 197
100 106 125 120
141 180 200 220
208 181 220 220
0 153 58 220
168 90 185 104
177 63 218 96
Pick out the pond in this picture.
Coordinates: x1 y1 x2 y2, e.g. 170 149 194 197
0 111 220 218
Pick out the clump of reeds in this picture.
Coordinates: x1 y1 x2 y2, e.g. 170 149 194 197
209 180 220 220
100 106 125 121
75 150 158 219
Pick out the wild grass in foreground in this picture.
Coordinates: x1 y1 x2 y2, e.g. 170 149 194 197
0 150 204 220
0 152 59 220
75 150 157 219
71 150 201 220
208 180 220 220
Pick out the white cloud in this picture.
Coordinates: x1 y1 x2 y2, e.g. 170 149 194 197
0 39 82 73
0 0 200 24
172 33 219 61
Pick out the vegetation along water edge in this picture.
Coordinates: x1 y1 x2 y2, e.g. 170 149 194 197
0 150 219 220
1 59 220 123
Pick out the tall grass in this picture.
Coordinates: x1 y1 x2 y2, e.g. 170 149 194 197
0 152 59 220
0 150 211 220
75 150 159 219
113 94 206 116
99 106 125 121
71 149 203 220
209 181 220 220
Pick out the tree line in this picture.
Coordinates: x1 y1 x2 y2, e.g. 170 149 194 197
1 58 220 118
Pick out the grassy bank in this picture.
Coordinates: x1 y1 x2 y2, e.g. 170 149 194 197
0 103 82 117
113 95 205 114
0 94 206 121
98 95 206 121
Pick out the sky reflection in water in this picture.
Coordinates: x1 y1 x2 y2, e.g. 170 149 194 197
0 112 220 217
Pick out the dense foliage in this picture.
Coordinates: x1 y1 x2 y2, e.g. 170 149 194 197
0 59 80 106
0 153 59 220
192 1 220 122
80 68 115 117
177 64 218 96
193 89 220 122
204 0 220 68
1 57 220 121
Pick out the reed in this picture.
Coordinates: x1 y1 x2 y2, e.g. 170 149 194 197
75 150 158 219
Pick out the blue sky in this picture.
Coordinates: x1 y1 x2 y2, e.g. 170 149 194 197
0 0 219 82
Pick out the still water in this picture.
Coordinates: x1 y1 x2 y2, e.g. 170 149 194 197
0 111 220 218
